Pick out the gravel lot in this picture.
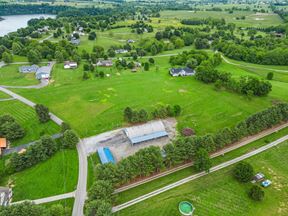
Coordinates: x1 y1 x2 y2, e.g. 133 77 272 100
82 118 177 161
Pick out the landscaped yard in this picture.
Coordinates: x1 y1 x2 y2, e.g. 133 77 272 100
0 100 60 146
115 141 288 216
0 64 39 86
0 149 78 201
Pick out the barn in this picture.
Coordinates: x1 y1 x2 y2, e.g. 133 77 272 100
124 120 168 145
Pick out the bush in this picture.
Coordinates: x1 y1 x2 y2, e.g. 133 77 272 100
233 162 254 183
181 128 195 137
249 185 264 201
62 130 79 149
35 104 50 123
266 72 274 80
0 115 25 141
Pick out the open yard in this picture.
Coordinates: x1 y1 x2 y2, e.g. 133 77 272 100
0 64 39 86
160 10 283 28
115 140 288 216
0 149 78 201
11 54 285 138
0 99 60 146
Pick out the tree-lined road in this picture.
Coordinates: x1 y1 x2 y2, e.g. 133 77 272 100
112 135 288 213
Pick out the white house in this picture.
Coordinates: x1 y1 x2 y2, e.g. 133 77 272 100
169 67 195 77
64 61 78 69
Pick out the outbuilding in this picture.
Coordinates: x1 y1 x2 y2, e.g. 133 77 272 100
64 61 78 69
0 138 7 156
124 120 168 145
97 147 115 164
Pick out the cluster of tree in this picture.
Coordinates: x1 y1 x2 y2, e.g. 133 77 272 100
96 103 288 187
195 53 272 96
233 162 265 201
131 21 153 34
0 201 70 216
169 49 209 68
124 104 181 123
35 104 50 123
5 129 78 174
0 115 25 141
215 41 288 65
84 181 113 216
181 17 225 26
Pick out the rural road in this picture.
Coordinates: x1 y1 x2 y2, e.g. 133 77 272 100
72 140 88 216
221 55 288 73
0 86 87 216
12 191 75 205
115 121 288 193
112 135 288 213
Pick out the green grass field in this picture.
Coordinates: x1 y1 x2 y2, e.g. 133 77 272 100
115 140 288 216
0 149 78 201
13 56 281 138
160 10 283 28
0 64 39 86
0 100 60 146
87 152 101 189
41 198 74 215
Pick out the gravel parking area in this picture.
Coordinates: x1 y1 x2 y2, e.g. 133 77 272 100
82 118 177 162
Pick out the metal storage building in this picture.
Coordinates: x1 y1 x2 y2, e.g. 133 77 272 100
124 120 168 145
97 147 115 164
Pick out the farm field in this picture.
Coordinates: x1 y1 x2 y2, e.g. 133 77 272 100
12 55 281 138
0 99 60 146
115 126 288 204
0 149 78 201
0 64 39 86
160 10 283 28
115 140 288 216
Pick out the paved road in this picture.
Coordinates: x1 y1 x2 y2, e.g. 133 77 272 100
11 191 75 205
0 87 63 125
115 122 288 193
72 140 88 216
221 55 288 73
2 133 62 156
112 135 288 212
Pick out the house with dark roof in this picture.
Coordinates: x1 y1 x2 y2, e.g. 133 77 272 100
0 187 12 206
19 65 39 73
70 37 80 45
169 67 195 77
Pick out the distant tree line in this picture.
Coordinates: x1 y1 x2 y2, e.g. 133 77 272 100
123 104 181 124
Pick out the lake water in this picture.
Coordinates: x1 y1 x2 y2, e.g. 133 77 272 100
0 14 56 36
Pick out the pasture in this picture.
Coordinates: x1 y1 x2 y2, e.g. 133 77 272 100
0 99 60 146
115 141 288 216
13 55 280 138
160 10 283 28
0 149 78 201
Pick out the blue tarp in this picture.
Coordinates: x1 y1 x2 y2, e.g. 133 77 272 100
98 147 115 164
130 131 168 144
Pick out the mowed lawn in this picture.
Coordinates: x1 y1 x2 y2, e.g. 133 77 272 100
0 149 78 201
0 100 60 146
13 56 280 137
0 64 39 86
115 141 288 216
160 10 283 28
